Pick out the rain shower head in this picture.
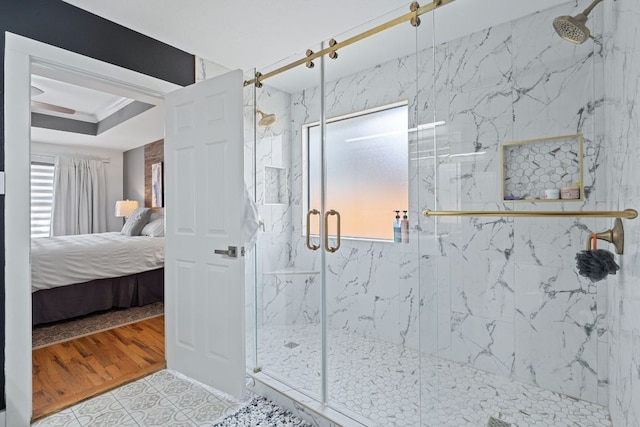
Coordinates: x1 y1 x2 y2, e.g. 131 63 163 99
553 14 591 44
553 0 604 44
256 109 276 127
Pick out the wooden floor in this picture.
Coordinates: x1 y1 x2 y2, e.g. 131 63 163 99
32 315 166 421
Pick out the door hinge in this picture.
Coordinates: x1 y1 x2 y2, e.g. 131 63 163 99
0 171 5 195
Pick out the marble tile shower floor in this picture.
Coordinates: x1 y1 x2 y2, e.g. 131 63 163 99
257 324 612 427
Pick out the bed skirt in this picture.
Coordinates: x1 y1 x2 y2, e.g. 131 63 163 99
32 268 164 325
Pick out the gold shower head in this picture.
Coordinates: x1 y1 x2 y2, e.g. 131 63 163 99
553 0 604 44
553 14 591 44
256 109 276 127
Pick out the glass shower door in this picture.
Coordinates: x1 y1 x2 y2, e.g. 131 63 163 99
251 45 326 401
321 9 425 425
251 4 439 425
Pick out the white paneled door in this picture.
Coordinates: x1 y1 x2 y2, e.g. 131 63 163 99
164 70 245 398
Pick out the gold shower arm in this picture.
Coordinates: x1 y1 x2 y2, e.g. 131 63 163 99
422 209 638 219
583 0 604 16
587 218 625 254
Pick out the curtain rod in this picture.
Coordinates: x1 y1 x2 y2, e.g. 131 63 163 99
422 209 638 219
243 0 455 87
32 153 111 164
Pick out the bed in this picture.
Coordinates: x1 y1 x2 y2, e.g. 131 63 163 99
31 232 165 325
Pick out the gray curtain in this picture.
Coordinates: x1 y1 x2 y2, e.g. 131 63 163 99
51 157 107 236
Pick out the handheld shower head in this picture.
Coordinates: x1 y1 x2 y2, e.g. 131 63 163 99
553 0 604 44
256 109 276 127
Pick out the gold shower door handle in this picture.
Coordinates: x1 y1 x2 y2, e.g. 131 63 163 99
324 210 341 253
306 209 320 250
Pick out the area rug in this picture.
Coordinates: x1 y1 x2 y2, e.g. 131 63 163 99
32 302 164 349
213 396 312 427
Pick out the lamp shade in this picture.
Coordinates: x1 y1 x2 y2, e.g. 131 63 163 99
115 200 139 218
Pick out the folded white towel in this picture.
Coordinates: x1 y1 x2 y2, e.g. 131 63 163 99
242 184 260 249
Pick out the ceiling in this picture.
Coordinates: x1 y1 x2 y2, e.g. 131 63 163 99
31 75 134 122
36 0 567 151
62 0 565 71
30 72 164 152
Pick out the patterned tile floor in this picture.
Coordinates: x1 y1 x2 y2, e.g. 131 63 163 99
257 324 613 427
32 370 249 427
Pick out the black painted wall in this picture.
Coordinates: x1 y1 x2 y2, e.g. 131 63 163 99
0 0 196 410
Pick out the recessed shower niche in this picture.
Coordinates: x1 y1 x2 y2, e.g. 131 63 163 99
501 134 584 202
264 165 287 205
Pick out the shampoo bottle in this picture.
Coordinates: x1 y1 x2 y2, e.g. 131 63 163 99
401 210 409 243
393 211 402 243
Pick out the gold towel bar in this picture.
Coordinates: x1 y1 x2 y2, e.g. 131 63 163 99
422 209 638 219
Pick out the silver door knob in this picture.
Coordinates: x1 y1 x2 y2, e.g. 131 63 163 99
214 246 237 257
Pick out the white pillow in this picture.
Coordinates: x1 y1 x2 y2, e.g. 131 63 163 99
140 218 164 237
121 207 151 236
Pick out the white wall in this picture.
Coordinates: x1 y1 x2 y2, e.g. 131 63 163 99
31 141 124 232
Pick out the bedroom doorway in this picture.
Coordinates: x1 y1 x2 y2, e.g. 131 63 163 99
4 33 181 426
5 33 248 426
28 65 167 420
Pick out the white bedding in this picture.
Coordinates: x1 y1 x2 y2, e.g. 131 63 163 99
31 232 164 292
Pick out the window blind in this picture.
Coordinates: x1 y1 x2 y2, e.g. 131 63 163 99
30 162 55 238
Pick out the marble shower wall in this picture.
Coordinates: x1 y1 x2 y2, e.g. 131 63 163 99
424 3 609 405
251 84 306 327
603 0 640 425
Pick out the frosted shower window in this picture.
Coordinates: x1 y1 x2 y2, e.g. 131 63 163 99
306 103 408 240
